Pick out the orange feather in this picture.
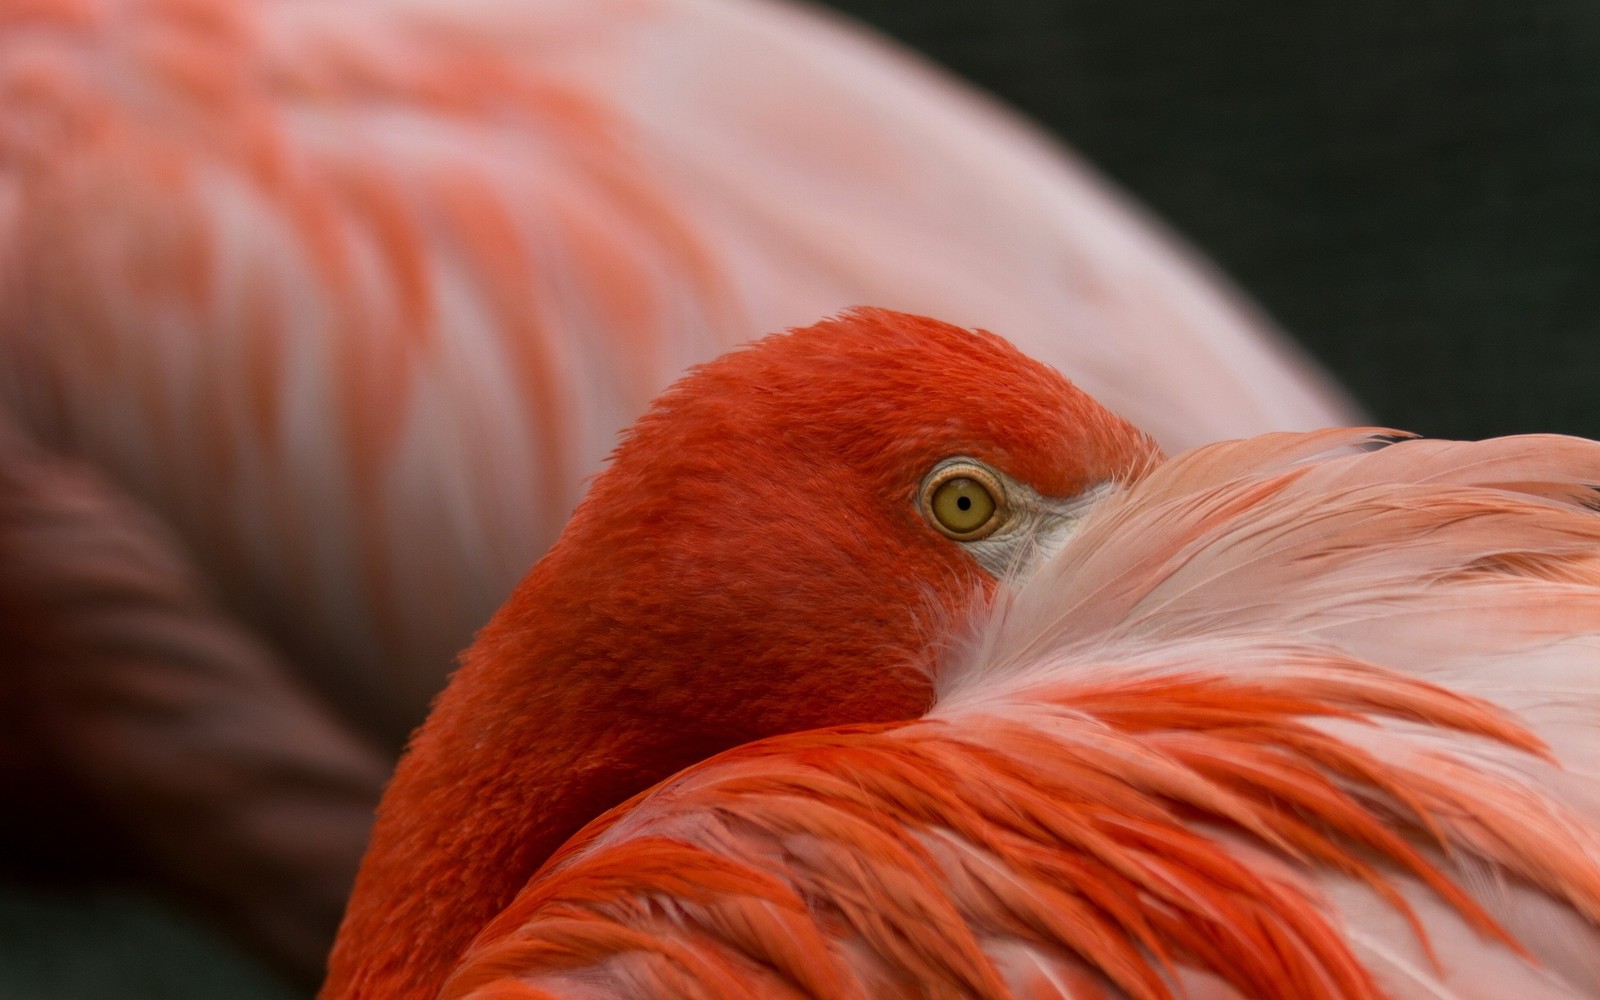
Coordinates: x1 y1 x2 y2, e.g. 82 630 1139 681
329 310 1600 999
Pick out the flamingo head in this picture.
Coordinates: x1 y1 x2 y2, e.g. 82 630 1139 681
479 307 1161 747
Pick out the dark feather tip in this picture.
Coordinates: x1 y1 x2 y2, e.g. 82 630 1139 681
1360 432 1421 451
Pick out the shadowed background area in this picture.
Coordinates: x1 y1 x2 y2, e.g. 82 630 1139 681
3 2 1596 998
836 0 1600 440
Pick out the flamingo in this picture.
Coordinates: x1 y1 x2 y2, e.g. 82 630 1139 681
1 0 1358 980
327 309 1600 999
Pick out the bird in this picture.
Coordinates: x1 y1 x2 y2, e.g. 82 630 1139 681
0 0 1358 981
325 309 1600 999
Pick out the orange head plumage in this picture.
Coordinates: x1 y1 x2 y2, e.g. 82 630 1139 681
323 308 1159 997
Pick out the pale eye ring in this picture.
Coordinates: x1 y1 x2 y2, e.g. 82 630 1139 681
919 461 1008 540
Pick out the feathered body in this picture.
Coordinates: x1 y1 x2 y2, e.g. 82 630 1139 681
446 431 1600 999
327 311 1600 998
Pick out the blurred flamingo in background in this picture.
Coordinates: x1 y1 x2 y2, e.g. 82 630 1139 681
0 0 1358 982
328 311 1600 1000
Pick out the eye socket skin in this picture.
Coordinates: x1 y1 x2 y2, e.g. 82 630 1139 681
920 461 1008 540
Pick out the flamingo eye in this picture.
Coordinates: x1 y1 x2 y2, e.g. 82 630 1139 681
920 461 1007 540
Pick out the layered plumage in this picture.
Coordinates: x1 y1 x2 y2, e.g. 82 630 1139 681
330 311 1600 999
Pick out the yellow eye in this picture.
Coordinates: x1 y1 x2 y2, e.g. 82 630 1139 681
920 462 1007 540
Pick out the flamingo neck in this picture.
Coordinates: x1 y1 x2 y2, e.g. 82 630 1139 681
319 576 694 997
321 563 937 997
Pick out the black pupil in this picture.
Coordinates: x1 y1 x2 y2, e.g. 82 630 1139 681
956 495 972 511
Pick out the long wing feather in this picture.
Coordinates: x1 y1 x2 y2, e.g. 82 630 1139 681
445 431 1600 999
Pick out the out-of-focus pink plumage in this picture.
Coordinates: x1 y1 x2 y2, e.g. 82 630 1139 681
1 0 1357 977
1 0 1357 741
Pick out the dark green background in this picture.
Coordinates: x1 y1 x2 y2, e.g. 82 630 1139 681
6 4 1597 997
836 0 1600 440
